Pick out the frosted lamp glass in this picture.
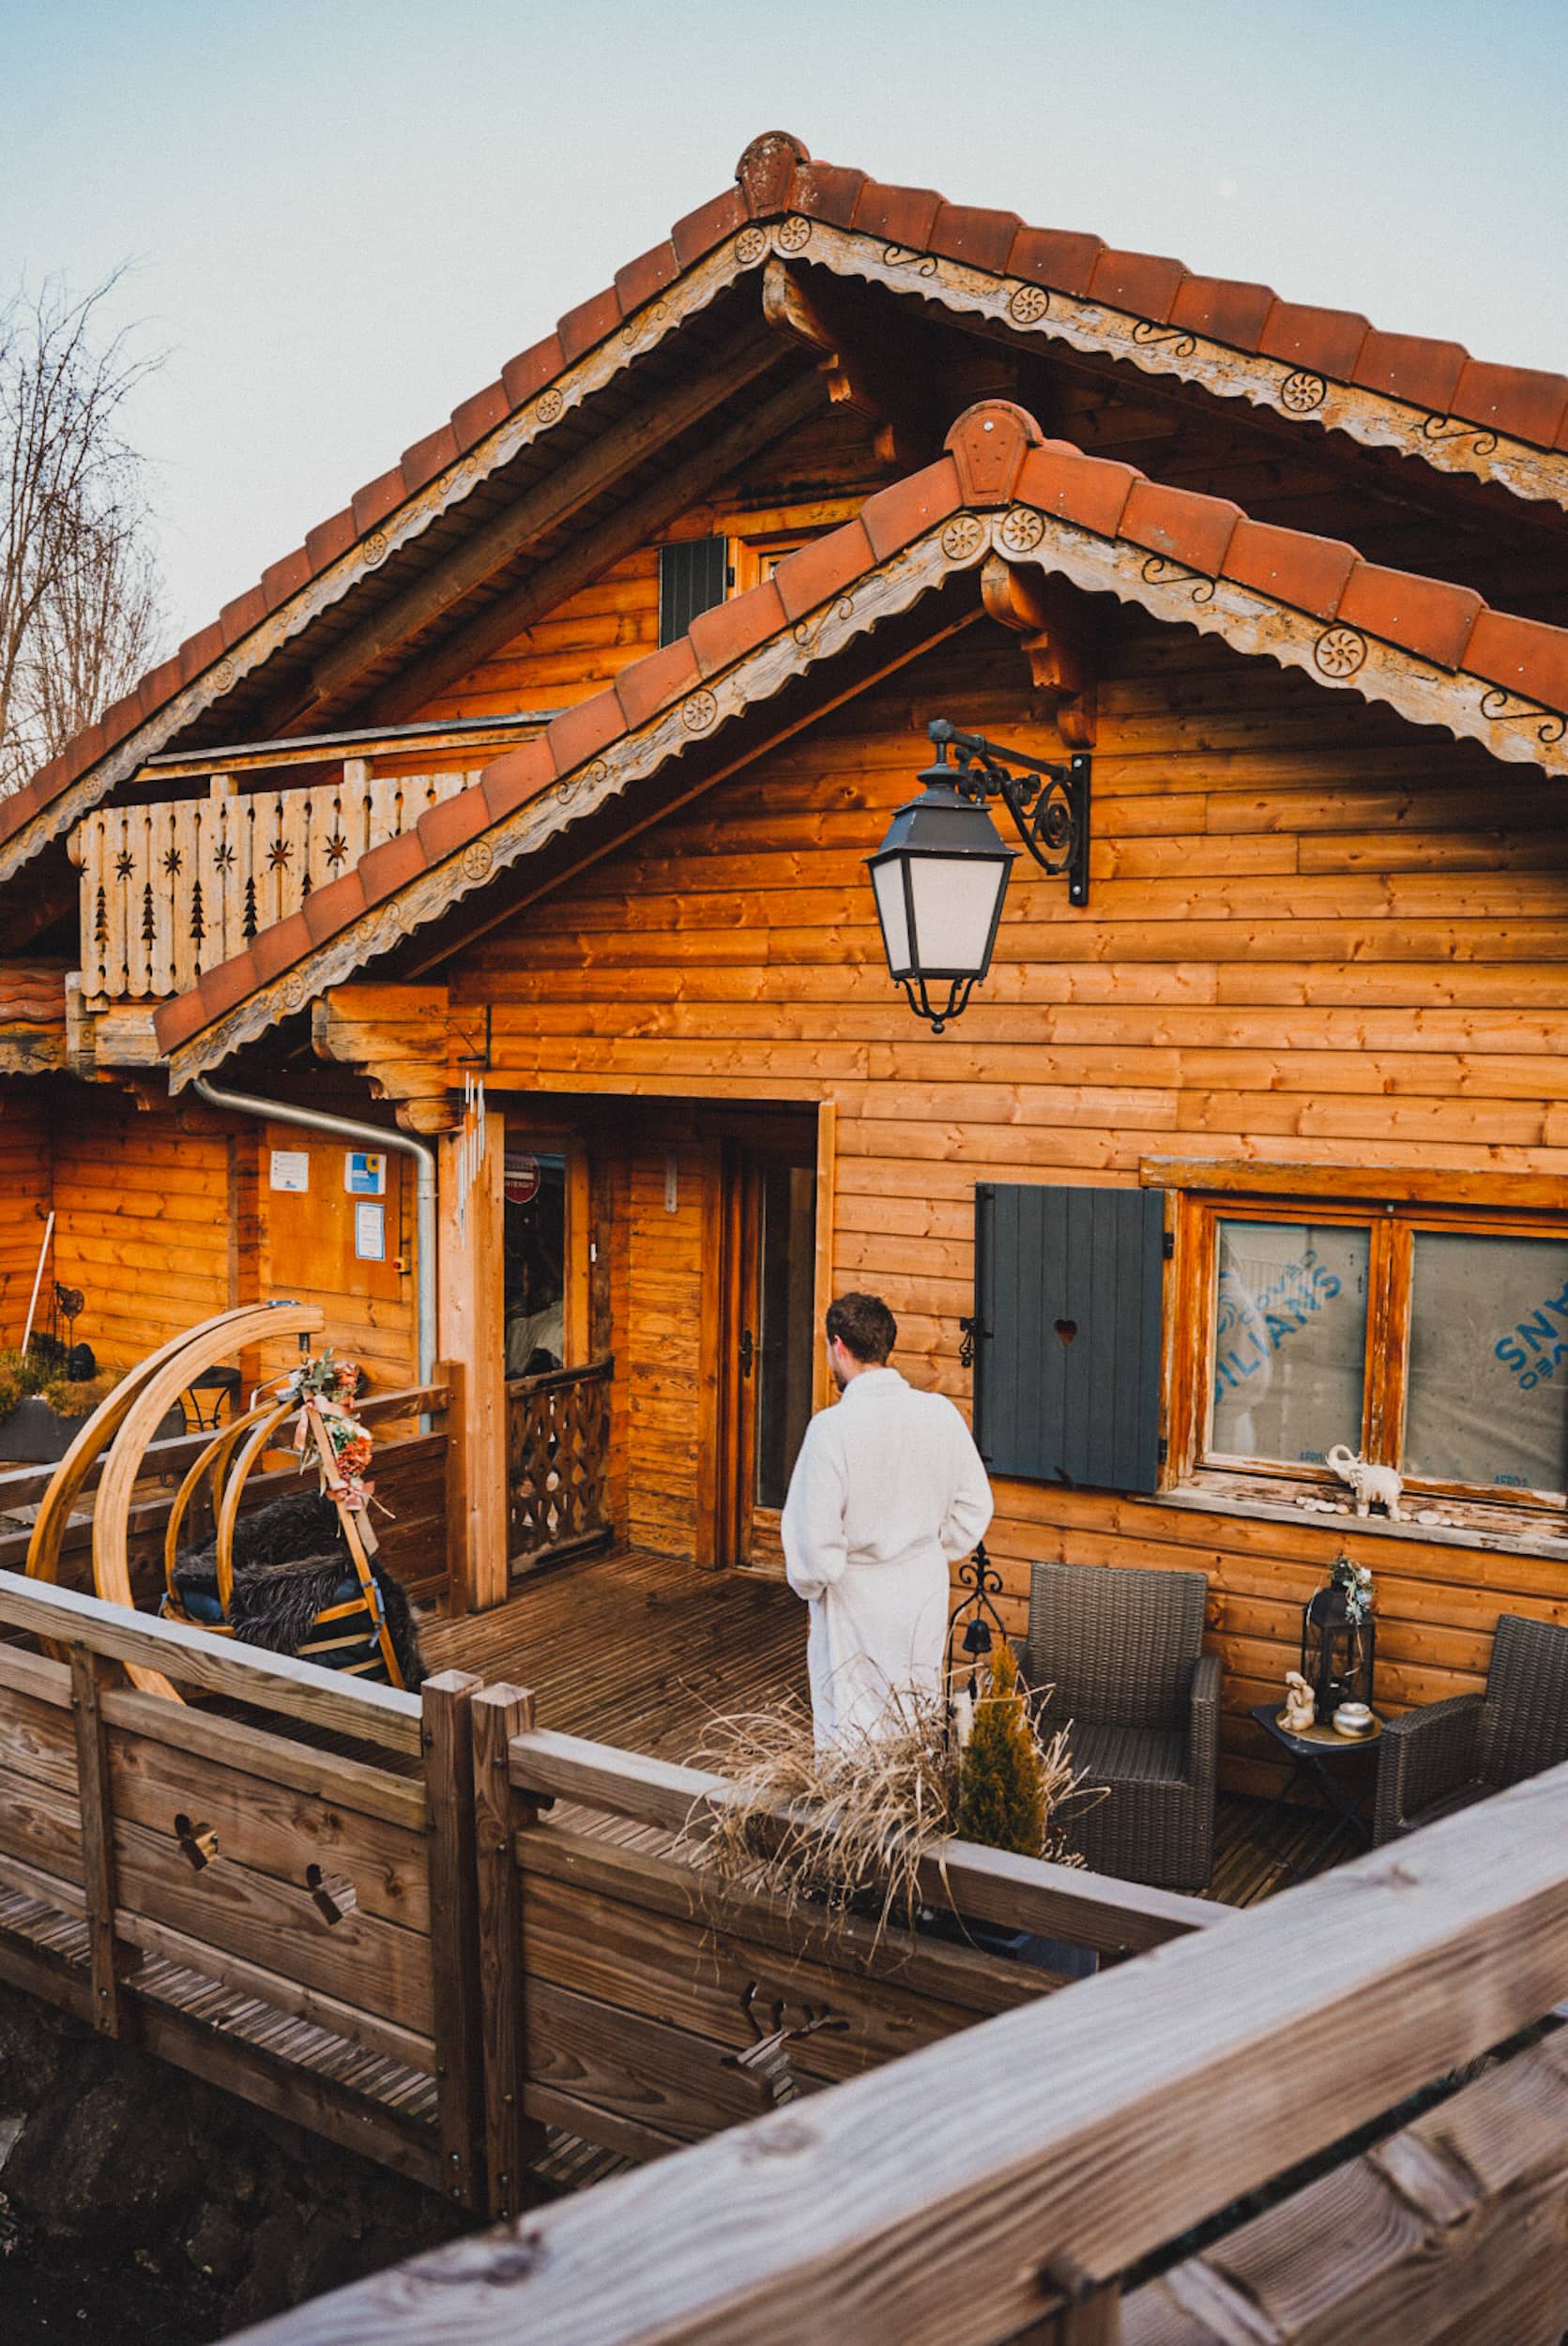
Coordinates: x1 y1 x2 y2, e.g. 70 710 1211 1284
871 858 912 976
906 855 1008 976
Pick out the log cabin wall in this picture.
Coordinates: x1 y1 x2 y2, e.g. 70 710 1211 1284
0 1086 53 1344
447 603 1568 1796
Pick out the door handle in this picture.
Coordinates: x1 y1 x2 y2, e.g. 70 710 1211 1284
739 1328 754 1378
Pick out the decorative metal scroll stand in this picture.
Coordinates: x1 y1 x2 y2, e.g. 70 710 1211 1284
946 1539 1009 1699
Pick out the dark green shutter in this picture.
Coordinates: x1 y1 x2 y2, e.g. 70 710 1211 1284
658 538 729 645
974 1183 1165 1491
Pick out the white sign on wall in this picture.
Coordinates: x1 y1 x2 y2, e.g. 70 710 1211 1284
354 1201 387 1262
269 1149 310 1194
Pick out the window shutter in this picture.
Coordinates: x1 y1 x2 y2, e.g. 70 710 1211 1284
974 1183 1165 1492
658 538 729 646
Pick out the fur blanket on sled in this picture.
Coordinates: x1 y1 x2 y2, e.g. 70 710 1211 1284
174 1489 426 1689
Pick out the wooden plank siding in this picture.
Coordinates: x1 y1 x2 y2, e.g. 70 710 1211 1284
443 604 1568 1795
0 1086 52 1346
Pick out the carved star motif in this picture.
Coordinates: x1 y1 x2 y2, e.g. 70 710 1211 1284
213 842 236 871
266 839 293 872
114 851 134 879
162 847 183 877
324 831 349 868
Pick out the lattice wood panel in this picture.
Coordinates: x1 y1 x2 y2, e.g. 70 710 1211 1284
75 768 477 999
507 1363 613 1569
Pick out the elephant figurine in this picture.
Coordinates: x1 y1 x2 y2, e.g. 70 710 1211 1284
1326 1444 1404 1521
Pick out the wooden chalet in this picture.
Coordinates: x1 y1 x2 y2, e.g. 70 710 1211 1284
5 131 1568 1785
2 129 1568 2338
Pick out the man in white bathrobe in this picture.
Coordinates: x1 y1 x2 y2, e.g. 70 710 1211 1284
781 1292 994 1750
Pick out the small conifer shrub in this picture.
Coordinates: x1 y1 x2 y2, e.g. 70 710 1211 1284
959 1639 1047 1858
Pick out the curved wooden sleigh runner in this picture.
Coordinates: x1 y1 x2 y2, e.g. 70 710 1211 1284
25 1303 414 1696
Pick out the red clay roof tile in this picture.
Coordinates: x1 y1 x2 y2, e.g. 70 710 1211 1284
1007 226 1105 297
1462 608 1568 715
417 788 494 862
356 829 428 903
688 578 787 677
556 285 623 364
101 691 143 749
1353 331 1469 414
545 688 624 774
401 423 459 492
152 987 210 1055
1257 300 1371 379
249 906 312 982
613 636 702 732
305 509 358 575
771 516 875 622
138 659 183 720
178 624 226 685
302 868 368 944
615 241 682 314
1168 275 1276 350
499 335 564 407
196 952 260 1022
482 736 556 821
931 203 1021 274
791 161 867 227
1121 480 1243 574
450 380 510 452
1337 562 1483 671
852 182 942 250
350 468 405 537
63 722 106 780
859 458 964 559
944 402 1044 506
735 129 810 214
221 585 268 645
670 186 747 267
1451 361 1568 448
1088 249 1186 319
1016 444 1139 538
260 550 311 612
1226 518 1359 618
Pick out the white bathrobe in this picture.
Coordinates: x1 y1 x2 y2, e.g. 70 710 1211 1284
781 1367 994 1749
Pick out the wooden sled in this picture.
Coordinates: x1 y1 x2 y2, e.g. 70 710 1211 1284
26 1303 406 1696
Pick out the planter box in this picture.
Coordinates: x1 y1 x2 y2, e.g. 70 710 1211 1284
0 1394 183 1465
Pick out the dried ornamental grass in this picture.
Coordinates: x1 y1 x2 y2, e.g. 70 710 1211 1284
678 1659 1086 1947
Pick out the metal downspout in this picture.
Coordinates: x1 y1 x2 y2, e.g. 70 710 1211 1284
192 1074 438 1389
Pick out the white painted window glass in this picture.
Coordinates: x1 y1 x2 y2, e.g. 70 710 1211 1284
1406 1232 1568 1495
1210 1220 1369 1467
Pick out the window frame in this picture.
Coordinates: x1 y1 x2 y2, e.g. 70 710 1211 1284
1171 1188 1568 1516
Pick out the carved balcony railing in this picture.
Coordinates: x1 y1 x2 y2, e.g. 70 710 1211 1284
505 1358 614 1574
72 763 479 1001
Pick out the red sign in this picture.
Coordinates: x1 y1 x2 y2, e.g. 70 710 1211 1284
504 1152 540 1207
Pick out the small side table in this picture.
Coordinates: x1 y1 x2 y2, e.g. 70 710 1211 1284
1249 1702 1382 1881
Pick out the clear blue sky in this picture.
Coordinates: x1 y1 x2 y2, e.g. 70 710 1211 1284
4 0 1564 647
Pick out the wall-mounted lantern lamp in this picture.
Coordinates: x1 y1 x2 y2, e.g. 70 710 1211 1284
867 718 1091 1032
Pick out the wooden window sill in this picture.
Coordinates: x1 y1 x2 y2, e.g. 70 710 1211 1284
1158 1472 1568 1560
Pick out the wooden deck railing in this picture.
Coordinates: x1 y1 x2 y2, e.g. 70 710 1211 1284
227 1756 1568 2346
0 1565 488 2208
505 1358 613 1574
71 767 476 999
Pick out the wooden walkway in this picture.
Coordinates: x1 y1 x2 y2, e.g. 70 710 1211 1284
421 1545 1332 1910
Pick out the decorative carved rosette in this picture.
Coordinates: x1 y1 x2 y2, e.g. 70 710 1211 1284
1314 625 1368 678
939 514 988 564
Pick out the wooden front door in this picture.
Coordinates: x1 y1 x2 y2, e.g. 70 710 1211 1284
718 1145 817 1569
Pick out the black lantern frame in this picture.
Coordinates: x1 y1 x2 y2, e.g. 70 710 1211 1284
1301 1560 1377 1721
868 718 1092 1032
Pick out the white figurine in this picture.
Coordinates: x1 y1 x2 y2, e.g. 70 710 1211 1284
1280 1670 1317 1734
1326 1444 1404 1522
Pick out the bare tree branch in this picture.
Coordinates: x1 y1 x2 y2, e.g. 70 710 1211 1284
0 270 166 794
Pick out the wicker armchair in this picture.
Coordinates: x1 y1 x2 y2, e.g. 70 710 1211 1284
1374 1614 1568 1845
1024 1560 1221 1893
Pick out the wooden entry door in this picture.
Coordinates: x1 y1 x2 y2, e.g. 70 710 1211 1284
719 1146 817 1569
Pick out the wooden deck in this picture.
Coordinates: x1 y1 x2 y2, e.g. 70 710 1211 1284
421 1544 1332 1910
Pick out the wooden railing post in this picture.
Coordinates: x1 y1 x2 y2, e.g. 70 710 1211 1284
435 1358 468 1604
471 1682 544 2219
69 1644 128 2038
1001 2264 1121 2345
421 1668 486 2213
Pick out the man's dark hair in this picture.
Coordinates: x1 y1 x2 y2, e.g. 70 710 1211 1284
826 1291 897 1364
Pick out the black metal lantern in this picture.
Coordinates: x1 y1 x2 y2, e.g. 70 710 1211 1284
868 718 1091 1032
1302 1556 1376 1721
946 1541 1006 1699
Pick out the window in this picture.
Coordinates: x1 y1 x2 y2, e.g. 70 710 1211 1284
657 539 729 646
1196 1201 1568 1504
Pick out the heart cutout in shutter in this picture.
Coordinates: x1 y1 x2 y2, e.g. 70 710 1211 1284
1054 1318 1077 1346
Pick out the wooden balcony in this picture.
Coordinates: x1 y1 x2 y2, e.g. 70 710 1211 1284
71 762 477 1001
